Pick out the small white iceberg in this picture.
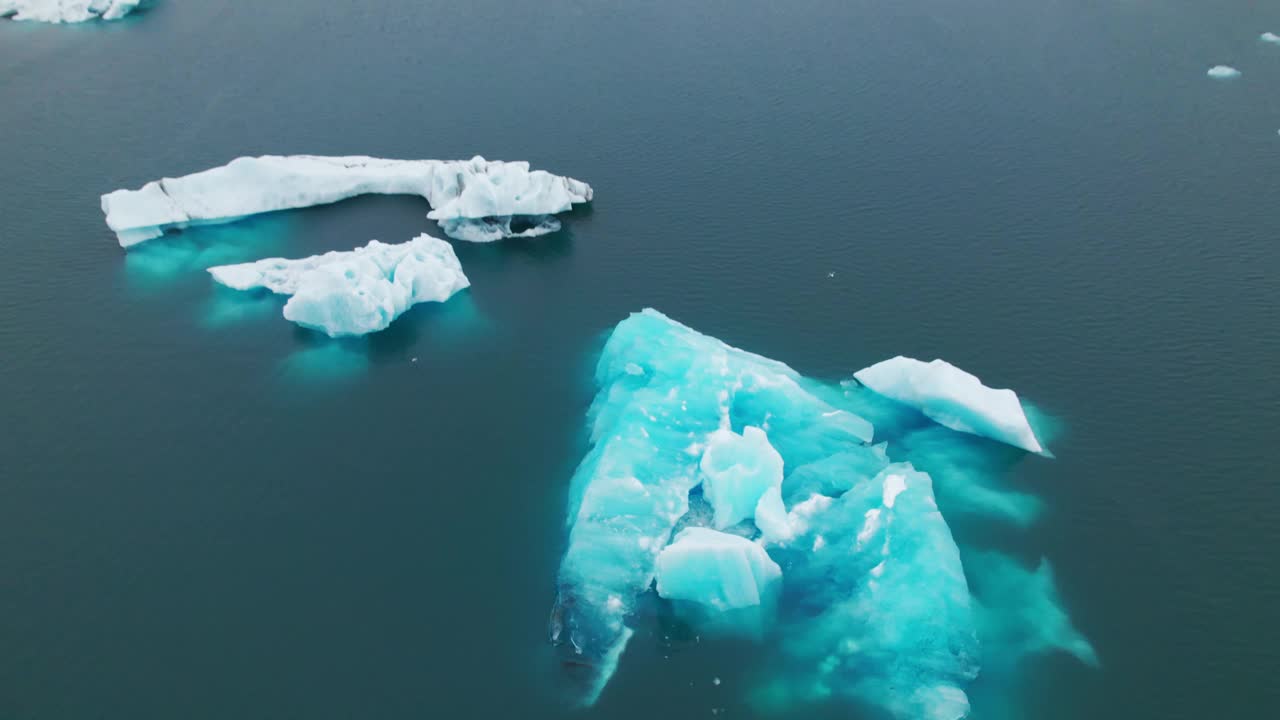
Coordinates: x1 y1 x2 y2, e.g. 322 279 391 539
1261 32 1280 45
0 0 139 22
1207 65 1241 79
102 155 593 247
208 233 469 338
854 356 1046 454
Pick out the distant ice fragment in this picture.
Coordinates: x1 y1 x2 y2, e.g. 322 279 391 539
101 155 592 247
655 528 781 611
1262 32 1280 45
208 233 468 337
0 0 139 22
699 426 785 530
854 356 1046 454
1207 65 1241 79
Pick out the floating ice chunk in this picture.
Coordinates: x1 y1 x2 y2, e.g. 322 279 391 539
208 234 469 337
550 309 875 706
1207 65 1241 79
101 155 592 247
655 528 781 610
762 464 979 720
1262 32 1280 45
0 0 139 22
700 426 785 530
854 356 1046 454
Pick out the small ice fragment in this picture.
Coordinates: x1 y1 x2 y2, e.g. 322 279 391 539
1207 65 1241 79
713 677 721 686
1261 32 1280 45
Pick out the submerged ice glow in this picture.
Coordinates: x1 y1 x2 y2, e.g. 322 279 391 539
550 309 1092 719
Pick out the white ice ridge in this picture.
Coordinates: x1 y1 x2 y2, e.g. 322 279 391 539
0 0 139 22
854 356 1046 454
1207 65 1241 79
1262 32 1280 45
208 233 469 338
101 155 593 247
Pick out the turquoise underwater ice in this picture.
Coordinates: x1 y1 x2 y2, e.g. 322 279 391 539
550 309 1093 719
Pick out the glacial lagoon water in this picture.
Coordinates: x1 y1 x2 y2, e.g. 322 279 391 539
2 1 1279 718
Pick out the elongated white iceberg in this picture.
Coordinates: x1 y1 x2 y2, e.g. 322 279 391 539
655 528 781 611
1207 65 1241 79
1262 33 1280 45
0 0 139 22
854 356 1045 454
101 155 592 247
208 234 468 337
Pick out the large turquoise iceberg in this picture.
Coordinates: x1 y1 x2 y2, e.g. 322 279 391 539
549 310 993 717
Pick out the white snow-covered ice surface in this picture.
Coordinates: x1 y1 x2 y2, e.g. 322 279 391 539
102 155 592 247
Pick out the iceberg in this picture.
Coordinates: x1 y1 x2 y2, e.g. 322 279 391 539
550 310 980 711
1262 32 1280 45
550 311 1089 717
854 356 1046 454
207 233 469 338
101 155 592 247
655 527 781 611
760 465 980 720
1207 65 1241 79
0 0 139 21
550 309 875 706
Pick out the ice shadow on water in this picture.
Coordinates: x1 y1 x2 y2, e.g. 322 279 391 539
277 337 371 385
200 285 279 329
121 213 293 291
272 292 492 386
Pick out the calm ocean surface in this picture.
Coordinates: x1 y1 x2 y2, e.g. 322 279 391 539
2 1 1278 718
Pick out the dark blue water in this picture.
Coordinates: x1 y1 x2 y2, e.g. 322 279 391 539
2 1 1278 718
